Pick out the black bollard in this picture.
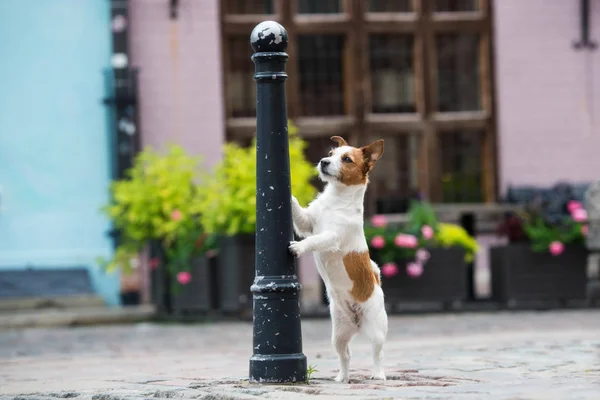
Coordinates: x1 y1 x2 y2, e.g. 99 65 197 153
249 21 307 383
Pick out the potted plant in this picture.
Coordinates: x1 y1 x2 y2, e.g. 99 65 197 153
365 201 479 310
197 122 316 316
492 187 589 307
100 145 216 316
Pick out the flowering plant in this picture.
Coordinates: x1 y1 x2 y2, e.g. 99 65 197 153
519 200 587 256
197 121 316 235
499 183 589 256
99 145 216 289
365 201 479 279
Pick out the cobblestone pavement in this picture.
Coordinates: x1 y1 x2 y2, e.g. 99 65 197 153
1 310 599 399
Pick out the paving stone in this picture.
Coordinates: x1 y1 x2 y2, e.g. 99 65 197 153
0 310 599 399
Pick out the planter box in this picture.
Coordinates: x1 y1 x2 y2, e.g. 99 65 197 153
171 256 213 317
149 241 215 317
216 235 255 316
490 243 588 307
149 242 172 315
381 247 467 310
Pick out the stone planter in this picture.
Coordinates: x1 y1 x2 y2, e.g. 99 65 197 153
490 243 588 307
380 247 468 310
216 234 256 317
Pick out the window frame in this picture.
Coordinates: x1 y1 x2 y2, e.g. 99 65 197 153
220 0 498 207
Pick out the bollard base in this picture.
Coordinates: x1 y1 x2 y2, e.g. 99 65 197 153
249 353 307 383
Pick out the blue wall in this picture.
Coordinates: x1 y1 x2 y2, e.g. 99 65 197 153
0 1 119 304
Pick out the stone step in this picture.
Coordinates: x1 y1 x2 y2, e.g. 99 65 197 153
0 295 106 313
0 305 155 330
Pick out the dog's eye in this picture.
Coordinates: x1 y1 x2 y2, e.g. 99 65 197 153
342 156 352 163
328 151 333 156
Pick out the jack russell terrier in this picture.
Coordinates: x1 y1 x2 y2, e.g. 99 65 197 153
289 136 387 383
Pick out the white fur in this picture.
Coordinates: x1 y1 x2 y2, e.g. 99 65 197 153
289 145 388 383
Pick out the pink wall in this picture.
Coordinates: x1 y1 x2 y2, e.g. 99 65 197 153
494 1 600 193
129 0 225 167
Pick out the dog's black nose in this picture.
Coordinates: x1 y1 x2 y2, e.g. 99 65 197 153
320 159 330 167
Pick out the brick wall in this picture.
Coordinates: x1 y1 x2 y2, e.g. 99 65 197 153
494 0 600 193
129 0 225 167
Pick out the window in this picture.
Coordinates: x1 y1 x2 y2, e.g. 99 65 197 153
440 131 484 202
298 35 346 116
434 0 478 12
298 0 342 14
370 35 415 113
226 36 255 118
436 34 481 112
370 134 421 213
369 0 413 13
221 0 497 206
226 0 274 14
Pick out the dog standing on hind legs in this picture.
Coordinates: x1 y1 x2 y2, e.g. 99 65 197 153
289 135 388 383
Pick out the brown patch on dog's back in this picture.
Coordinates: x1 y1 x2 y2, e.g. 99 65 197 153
343 251 377 302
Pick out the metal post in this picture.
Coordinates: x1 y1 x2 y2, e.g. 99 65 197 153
249 21 307 383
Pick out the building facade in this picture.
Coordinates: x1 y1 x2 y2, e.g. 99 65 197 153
494 0 600 192
0 0 119 304
1 0 597 306
128 0 600 305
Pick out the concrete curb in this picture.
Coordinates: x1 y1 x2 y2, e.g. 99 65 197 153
0 305 156 330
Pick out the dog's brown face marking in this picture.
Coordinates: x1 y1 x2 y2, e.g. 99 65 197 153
329 136 384 186
343 251 378 302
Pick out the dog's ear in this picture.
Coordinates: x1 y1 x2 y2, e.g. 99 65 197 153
330 136 348 147
362 139 384 164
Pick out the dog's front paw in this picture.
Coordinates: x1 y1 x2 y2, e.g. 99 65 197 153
334 372 349 383
288 241 305 257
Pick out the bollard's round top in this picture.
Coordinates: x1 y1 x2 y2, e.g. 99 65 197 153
250 21 288 53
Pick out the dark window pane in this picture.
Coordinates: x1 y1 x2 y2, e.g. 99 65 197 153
298 0 342 14
303 136 337 192
370 134 421 213
227 0 273 14
298 35 345 116
440 131 483 203
436 33 481 112
434 0 478 12
368 0 412 12
227 36 255 118
369 35 415 113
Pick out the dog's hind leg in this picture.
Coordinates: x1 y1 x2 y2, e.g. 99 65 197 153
361 305 388 380
331 304 357 383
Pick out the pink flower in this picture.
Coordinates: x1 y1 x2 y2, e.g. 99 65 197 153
370 215 387 228
171 209 183 221
370 236 385 249
176 271 192 285
572 208 587 222
567 201 583 213
582 225 588 236
148 257 160 270
394 234 418 248
549 241 564 256
416 248 430 262
381 262 399 278
421 225 434 240
406 262 424 278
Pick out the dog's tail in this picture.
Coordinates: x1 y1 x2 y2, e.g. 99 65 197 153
370 259 382 286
